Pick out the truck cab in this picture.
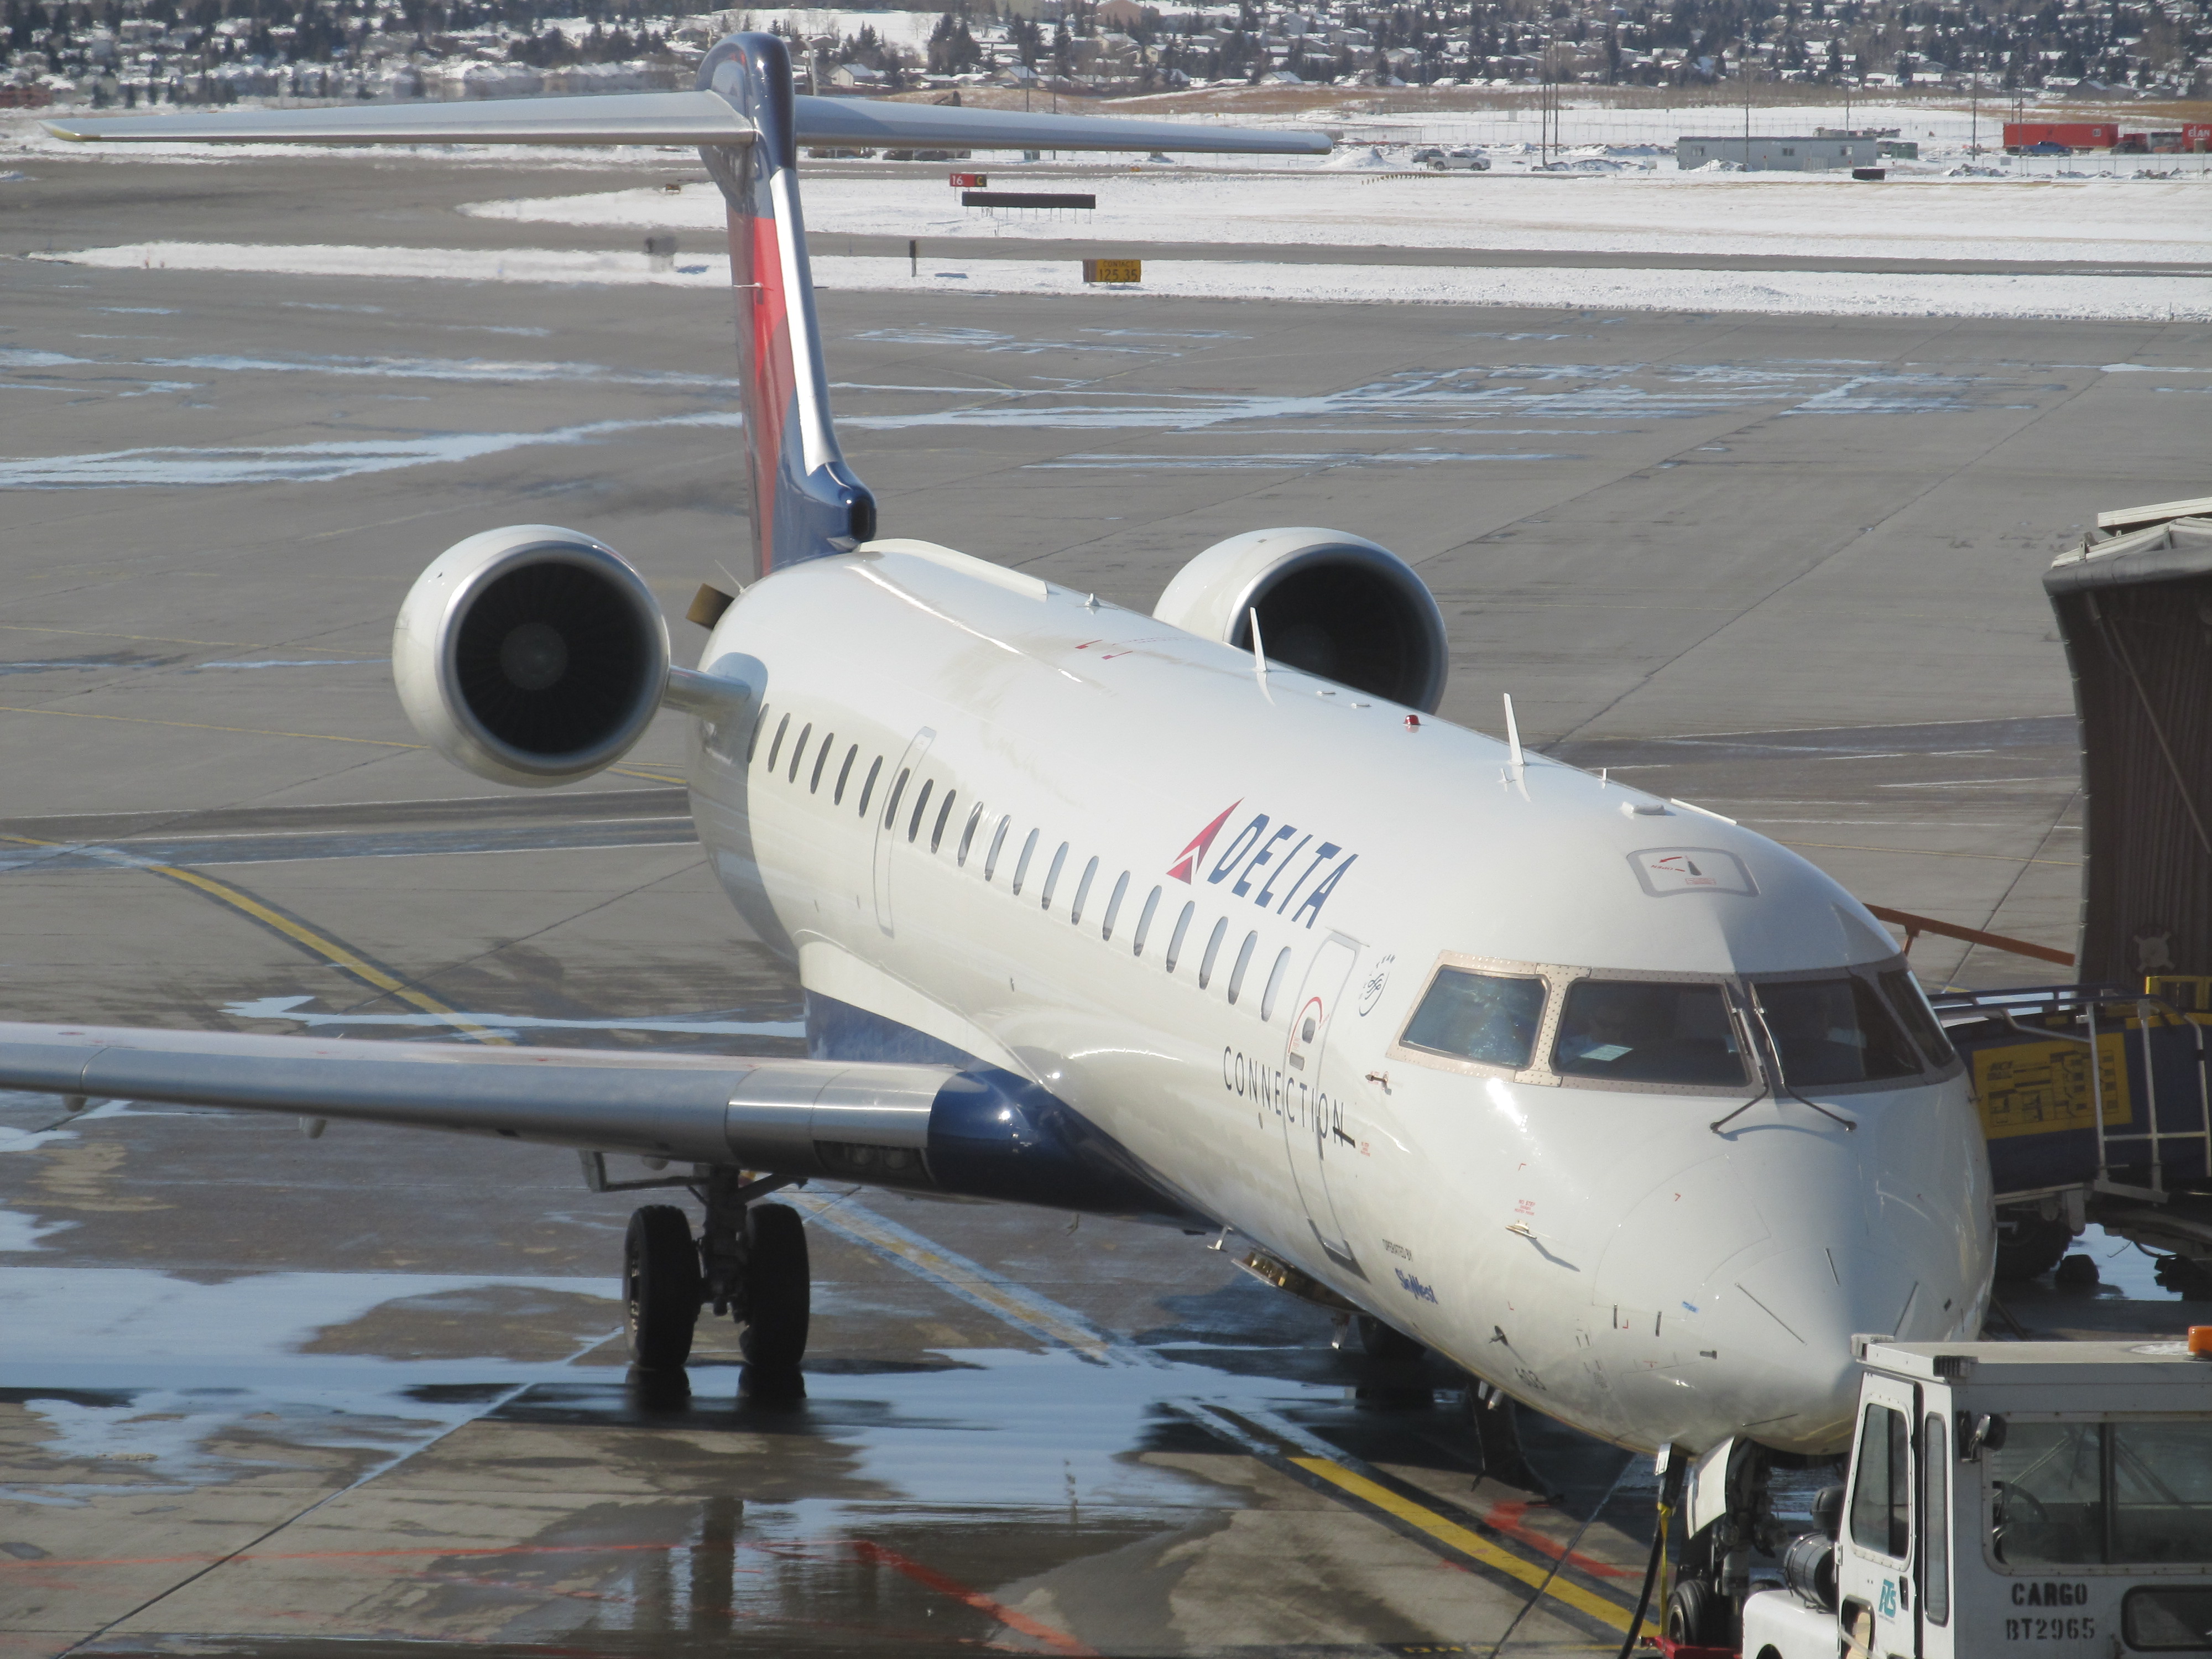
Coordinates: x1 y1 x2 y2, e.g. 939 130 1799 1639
1743 1337 2212 1659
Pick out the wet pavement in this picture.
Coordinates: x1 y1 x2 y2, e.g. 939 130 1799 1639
5 147 2211 1657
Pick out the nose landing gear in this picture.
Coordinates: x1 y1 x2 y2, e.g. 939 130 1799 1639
619 1166 811 1398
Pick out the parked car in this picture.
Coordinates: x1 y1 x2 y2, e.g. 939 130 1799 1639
1422 146 1490 171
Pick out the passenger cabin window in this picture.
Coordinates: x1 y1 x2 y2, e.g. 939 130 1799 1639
787 723 811 782
1261 947 1292 1021
834 745 857 804
766 713 790 772
746 705 772 763
1069 856 1098 924
1012 828 1039 894
884 769 911 832
931 792 957 853
1553 980 1745 1087
1881 968 1957 1068
1227 931 1259 1004
1102 873 1130 941
1132 886 1162 956
1754 977 1921 1086
857 756 883 817
810 734 835 793
1041 842 1069 910
957 805 983 865
985 818 1011 881
1849 1403 1911 1559
1165 902 1195 972
1401 968 1546 1071
1198 917 1228 988
906 779 932 842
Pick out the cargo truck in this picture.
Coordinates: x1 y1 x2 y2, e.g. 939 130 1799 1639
1673 1337 2212 1659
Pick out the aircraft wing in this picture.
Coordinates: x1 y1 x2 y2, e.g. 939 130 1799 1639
40 90 754 147
44 89 1330 156
0 1021 953 1172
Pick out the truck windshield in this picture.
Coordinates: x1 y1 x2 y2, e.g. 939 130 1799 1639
1992 1420 2212 1566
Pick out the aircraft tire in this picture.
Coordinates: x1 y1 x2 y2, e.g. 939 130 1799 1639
1665 1577 1728 1647
1994 1215 2072 1281
738 1202 811 1372
624 1204 702 1371
1357 1314 1425 1361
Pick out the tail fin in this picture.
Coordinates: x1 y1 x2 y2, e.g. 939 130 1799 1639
46 49 1331 582
698 34 874 582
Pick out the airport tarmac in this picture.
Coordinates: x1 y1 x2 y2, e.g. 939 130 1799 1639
3 151 2211 1657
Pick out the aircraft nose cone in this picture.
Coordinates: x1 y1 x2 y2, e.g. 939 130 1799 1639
1722 1242 1948 1451
1588 1079 1989 1455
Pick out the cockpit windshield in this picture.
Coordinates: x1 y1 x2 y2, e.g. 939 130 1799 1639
1752 976 1924 1087
1399 967 1546 1070
1552 980 1747 1087
1390 954 1959 1093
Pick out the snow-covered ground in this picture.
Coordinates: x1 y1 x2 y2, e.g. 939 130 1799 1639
465 169 2212 266
35 242 2211 322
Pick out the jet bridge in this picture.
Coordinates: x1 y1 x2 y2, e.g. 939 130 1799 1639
1938 496 2212 1287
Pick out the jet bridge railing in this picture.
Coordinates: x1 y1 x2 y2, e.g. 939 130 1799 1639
1933 982 2212 1203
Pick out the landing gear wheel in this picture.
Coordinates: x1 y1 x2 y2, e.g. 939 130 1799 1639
1357 1314 1425 1361
1666 1578 1729 1648
624 1204 702 1371
737 1201 811 1372
1995 1215 2072 1282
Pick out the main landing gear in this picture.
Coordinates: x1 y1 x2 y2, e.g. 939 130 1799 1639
622 1167 811 1398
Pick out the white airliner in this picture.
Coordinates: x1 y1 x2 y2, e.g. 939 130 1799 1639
13 33 1988 1512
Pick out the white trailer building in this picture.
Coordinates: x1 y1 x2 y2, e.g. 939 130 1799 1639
1677 133 1878 170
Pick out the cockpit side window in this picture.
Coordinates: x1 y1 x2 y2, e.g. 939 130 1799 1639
1553 980 1746 1087
1879 967 1958 1069
1399 968 1546 1071
1754 975 1922 1086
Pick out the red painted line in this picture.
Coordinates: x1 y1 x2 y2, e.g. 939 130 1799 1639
1477 1498 1637 1581
852 1539 1098 1657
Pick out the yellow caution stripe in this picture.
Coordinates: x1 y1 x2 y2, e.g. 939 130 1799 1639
1288 1457 1640 1634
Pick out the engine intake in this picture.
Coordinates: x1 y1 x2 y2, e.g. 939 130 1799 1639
1152 528 1448 713
393 525 670 788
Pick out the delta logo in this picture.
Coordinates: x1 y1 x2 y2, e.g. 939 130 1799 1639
1168 799 1358 929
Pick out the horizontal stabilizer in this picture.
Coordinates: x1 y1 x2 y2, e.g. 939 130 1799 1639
46 86 1328 157
43 88 753 145
791 94 1329 155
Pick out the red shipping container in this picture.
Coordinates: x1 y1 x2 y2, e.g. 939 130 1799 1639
2003 121 2119 151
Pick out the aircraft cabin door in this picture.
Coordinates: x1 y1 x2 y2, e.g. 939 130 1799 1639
1839 1373 1922 1659
872 727 934 936
1280 932 1361 1270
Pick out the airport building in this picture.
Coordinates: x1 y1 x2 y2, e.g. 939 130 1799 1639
1675 133 1877 170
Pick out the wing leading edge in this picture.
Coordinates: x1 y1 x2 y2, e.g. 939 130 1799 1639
0 1021 950 1171
0 1021 1212 1224
44 86 1331 156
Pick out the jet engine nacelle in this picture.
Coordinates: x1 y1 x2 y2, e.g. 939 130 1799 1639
393 525 671 789
1152 528 1448 713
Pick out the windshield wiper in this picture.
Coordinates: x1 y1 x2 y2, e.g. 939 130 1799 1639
1710 989 1857 1135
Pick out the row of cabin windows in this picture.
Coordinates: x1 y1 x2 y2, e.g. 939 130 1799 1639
748 705 1293 1020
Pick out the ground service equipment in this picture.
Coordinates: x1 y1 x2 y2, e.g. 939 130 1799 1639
1720 1337 2212 1659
